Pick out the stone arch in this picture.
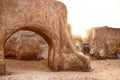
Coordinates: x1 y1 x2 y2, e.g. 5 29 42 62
4 26 55 70
0 0 91 75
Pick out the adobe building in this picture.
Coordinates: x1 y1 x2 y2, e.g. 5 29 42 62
0 0 90 74
86 26 120 59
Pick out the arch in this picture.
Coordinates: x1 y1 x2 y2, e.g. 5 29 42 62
4 26 55 69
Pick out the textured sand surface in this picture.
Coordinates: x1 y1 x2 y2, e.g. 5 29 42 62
0 59 120 80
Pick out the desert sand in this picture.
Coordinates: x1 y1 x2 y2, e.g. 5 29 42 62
0 59 120 80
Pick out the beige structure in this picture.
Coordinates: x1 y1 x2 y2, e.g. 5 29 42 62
72 35 83 52
0 0 90 74
86 26 120 58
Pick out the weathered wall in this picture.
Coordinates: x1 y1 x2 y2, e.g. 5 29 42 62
72 35 83 52
5 30 48 60
0 0 90 74
86 26 120 58
104 40 120 55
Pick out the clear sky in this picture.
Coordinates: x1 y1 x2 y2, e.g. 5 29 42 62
58 0 120 37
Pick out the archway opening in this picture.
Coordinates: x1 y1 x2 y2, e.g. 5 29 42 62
4 29 53 74
5 30 49 60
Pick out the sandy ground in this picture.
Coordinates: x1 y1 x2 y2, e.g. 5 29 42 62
0 59 120 80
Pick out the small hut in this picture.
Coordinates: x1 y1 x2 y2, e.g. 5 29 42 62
86 26 120 59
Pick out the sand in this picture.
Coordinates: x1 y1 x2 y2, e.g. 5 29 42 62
0 59 120 80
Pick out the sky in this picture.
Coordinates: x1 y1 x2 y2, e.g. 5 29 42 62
58 0 120 37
